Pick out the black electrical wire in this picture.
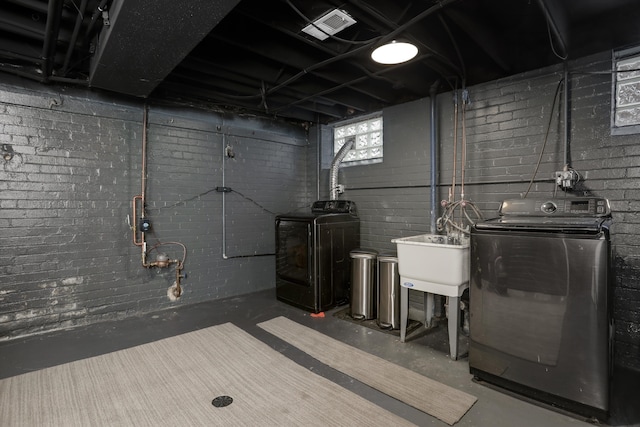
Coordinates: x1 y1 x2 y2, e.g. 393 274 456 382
228 188 276 215
523 77 564 198
146 187 276 215
145 188 218 211
546 21 568 61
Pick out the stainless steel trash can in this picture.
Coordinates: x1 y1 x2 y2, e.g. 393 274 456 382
350 248 378 320
377 252 400 329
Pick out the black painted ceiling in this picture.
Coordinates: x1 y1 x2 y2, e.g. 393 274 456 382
1 0 640 124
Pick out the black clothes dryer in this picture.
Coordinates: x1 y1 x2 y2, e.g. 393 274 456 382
275 200 360 313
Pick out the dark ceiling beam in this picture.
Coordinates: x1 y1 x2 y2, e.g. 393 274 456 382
340 0 464 86
6 0 91 29
0 62 47 82
0 9 46 40
197 60 376 111
442 8 512 73
153 79 346 122
275 0 459 92
173 53 364 113
279 102 346 121
272 52 434 116
41 0 64 79
167 63 367 115
239 0 460 107
60 0 88 76
0 39 45 64
233 8 403 99
206 30 396 105
4 0 48 13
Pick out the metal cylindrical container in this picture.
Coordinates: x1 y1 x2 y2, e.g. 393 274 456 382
377 252 400 329
350 248 378 320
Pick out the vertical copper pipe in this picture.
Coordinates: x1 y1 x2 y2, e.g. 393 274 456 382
451 92 458 203
141 104 148 218
139 105 149 264
131 106 149 251
132 195 143 246
429 81 439 234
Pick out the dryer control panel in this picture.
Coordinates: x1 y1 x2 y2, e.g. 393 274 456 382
311 200 358 215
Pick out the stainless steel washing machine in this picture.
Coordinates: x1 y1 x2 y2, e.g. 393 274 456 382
469 197 613 419
275 200 360 313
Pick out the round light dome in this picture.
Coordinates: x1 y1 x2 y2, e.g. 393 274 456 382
371 41 418 65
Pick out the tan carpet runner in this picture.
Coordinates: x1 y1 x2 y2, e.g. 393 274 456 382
258 316 477 425
0 323 415 426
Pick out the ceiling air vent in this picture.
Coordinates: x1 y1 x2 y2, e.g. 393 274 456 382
301 9 356 41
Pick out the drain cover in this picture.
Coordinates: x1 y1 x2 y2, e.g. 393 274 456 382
212 395 233 408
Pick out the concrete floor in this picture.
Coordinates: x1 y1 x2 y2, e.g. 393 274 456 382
1 289 638 427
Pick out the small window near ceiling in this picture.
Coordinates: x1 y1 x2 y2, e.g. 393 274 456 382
333 113 383 165
612 47 640 135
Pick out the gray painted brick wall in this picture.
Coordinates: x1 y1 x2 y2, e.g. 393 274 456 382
2 49 639 371
0 77 308 339
332 52 640 370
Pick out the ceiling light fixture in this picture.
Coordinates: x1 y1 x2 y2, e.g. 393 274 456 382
371 41 418 65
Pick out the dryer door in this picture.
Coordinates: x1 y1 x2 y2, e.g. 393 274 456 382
275 217 318 312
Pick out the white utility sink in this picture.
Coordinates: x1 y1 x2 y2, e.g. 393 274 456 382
391 233 470 360
391 233 469 293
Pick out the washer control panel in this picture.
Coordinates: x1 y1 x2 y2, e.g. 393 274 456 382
499 198 610 217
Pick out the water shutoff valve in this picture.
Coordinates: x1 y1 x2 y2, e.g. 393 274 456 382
555 170 579 190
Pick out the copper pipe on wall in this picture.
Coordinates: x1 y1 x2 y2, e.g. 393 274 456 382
141 104 148 218
130 105 187 299
131 105 148 250
132 195 143 246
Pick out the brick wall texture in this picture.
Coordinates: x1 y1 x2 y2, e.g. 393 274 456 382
0 78 308 338
1 50 639 371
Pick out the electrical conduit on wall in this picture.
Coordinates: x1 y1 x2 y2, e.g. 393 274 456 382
220 132 276 259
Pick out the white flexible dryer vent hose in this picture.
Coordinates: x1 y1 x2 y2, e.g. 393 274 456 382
330 136 354 200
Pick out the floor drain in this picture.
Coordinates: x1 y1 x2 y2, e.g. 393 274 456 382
212 395 233 408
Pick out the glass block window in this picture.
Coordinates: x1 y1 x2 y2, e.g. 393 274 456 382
333 114 383 165
613 48 640 134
